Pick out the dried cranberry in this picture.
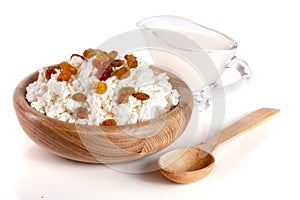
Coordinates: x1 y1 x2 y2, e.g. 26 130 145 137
97 69 111 81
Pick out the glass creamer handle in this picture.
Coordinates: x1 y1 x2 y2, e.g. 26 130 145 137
193 56 251 111
223 56 251 91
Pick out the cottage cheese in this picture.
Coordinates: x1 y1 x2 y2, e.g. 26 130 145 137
26 52 180 126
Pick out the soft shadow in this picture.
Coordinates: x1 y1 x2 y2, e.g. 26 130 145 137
130 170 173 185
23 144 104 168
22 144 180 186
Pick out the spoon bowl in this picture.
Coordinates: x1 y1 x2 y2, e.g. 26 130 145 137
158 108 280 184
159 148 215 184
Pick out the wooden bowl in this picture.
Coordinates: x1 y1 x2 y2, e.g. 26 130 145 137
13 66 193 163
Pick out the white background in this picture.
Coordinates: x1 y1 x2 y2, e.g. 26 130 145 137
1 0 299 199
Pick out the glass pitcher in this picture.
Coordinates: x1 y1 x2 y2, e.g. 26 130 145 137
136 15 251 95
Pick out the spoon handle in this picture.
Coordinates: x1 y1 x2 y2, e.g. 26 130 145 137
199 108 280 151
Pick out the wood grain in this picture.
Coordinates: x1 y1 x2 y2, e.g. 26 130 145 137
199 108 280 151
13 65 193 163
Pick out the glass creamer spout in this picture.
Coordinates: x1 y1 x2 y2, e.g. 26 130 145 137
136 15 237 53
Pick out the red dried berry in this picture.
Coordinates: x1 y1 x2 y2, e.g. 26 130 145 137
97 69 111 81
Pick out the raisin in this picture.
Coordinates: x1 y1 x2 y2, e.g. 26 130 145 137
105 64 114 73
107 51 118 60
70 54 85 60
112 67 130 80
92 59 106 71
75 107 88 119
125 54 138 68
132 92 150 100
97 69 111 81
96 50 110 62
117 87 135 104
45 67 57 80
111 59 124 67
72 92 87 102
83 48 97 59
102 119 117 126
94 82 107 94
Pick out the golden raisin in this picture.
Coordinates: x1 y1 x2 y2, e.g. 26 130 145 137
57 70 72 82
102 119 117 126
132 92 150 100
45 67 57 80
125 54 138 68
94 82 107 94
56 62 77 82
83 48 97 59
112 67 130 80
59 62 77 75
117 87 135 104
72 92 87 102
75 107 88 119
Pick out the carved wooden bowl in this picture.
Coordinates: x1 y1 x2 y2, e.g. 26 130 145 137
13 66 193 163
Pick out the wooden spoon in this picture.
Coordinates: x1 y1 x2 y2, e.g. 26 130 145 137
158 108 280 184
